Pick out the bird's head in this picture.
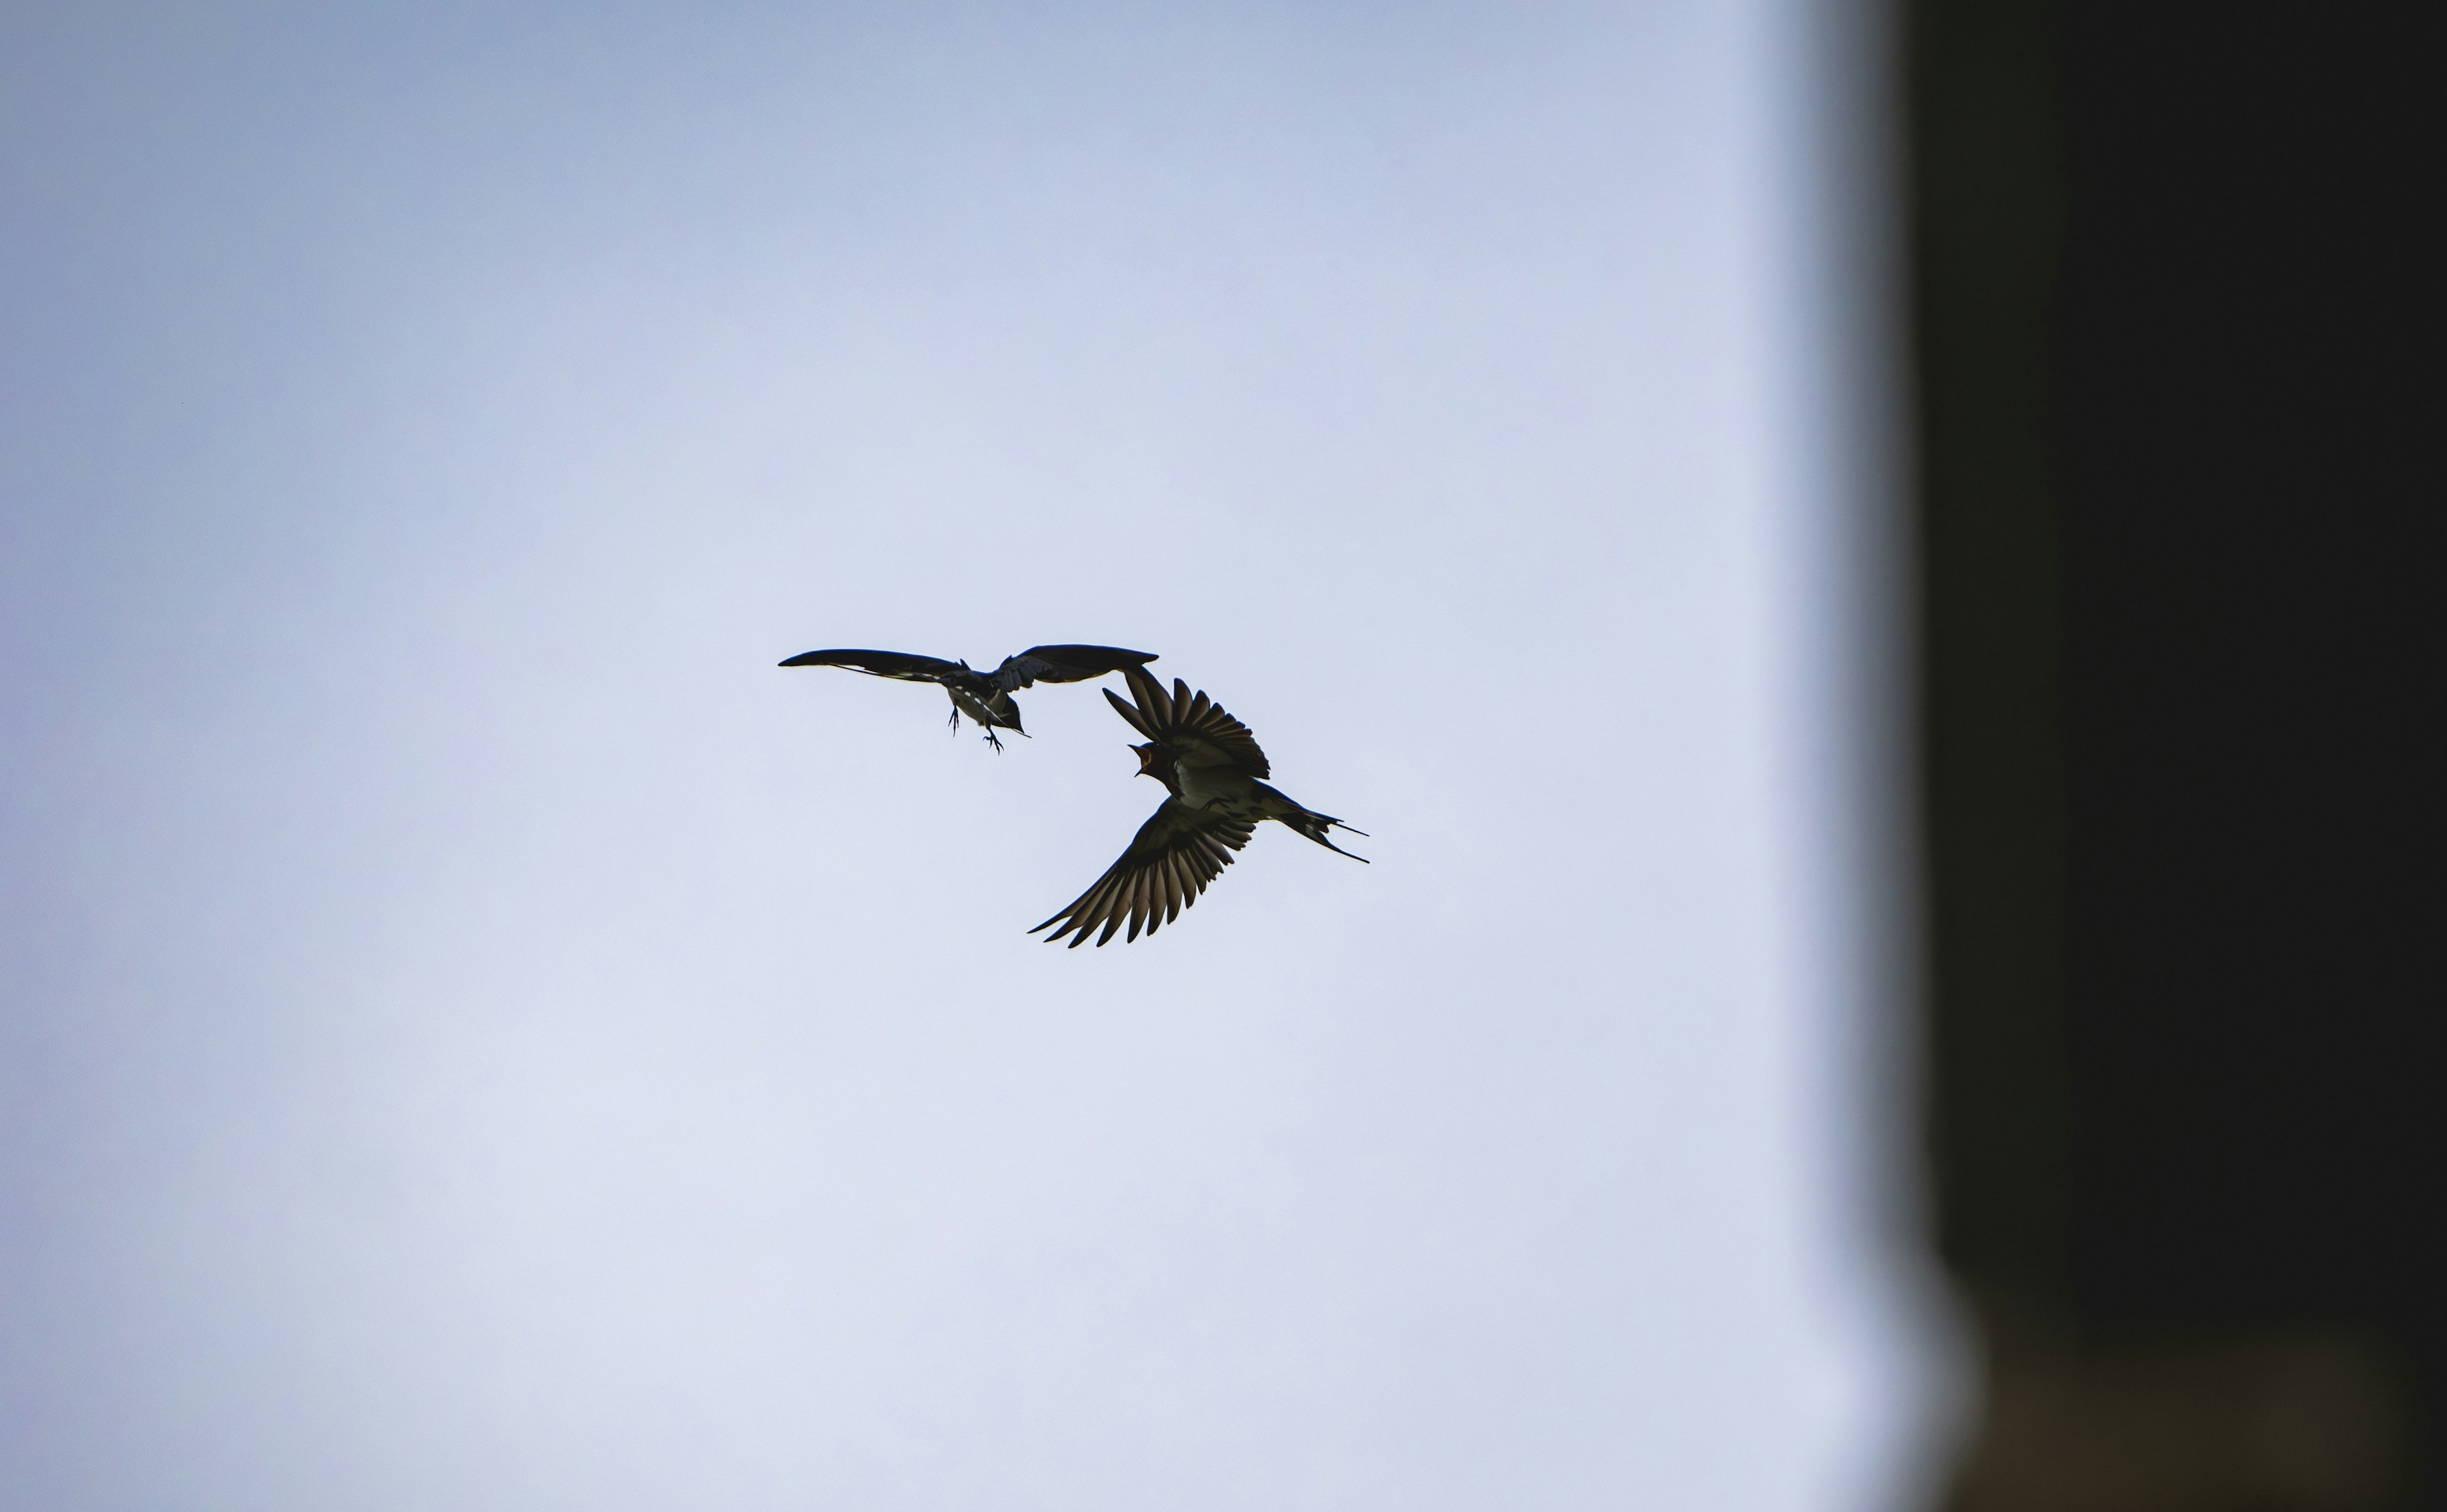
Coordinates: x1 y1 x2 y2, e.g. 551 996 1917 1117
1131 742 1169 779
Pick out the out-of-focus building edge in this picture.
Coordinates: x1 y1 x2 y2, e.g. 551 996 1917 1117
1903 1 2425 1508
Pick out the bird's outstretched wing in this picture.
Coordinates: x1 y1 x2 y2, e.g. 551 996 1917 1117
1032 798 1256 947
1104 666 1271 777
994 645 1157 691
778 649 966 682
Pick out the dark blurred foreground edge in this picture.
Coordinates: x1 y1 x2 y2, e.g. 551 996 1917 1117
1908 0 2436 1507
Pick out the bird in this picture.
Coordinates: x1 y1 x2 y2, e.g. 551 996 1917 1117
778 644 1158 751
1032 665 1364 947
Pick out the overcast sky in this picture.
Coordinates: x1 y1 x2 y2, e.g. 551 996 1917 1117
1 2 1948 1508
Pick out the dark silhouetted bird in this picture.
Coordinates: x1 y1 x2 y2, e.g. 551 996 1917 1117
779 644 1157 751
1032 666 1364 946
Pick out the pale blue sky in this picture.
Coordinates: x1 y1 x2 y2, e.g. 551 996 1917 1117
1 3 1946 1508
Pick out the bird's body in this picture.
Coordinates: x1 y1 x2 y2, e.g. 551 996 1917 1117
1032 665 1364 947
779 644 1157 750
1173 758 1239 811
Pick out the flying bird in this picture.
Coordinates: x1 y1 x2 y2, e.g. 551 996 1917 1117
779 644 1158 750
1033 665 1365 947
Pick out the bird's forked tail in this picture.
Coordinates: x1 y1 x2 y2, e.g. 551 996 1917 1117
1253 782 1368 861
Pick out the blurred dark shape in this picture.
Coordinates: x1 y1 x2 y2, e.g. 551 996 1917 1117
1907 0 2435 1508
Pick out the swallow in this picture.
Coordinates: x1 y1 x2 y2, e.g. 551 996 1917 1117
778 644 1158 751
1032 666 1365 946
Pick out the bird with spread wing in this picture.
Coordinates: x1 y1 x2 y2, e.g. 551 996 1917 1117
1032 666 1366 947
778 644 1157 751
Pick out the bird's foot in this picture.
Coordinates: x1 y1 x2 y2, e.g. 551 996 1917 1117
983 730 1006 752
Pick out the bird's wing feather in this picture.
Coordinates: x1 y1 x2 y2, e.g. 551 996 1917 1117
1113 666 1270 777
1030 799 1256 947
778 648 965 682
995 644 1157 690
1102 686 1158 740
